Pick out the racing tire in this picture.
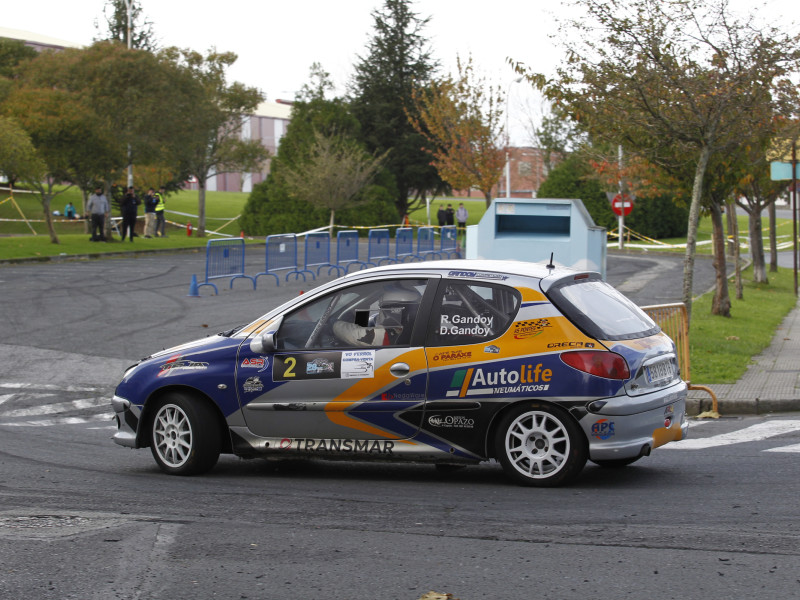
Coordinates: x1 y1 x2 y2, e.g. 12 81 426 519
149 393 221 475
494 403 587 487
591 456 641 468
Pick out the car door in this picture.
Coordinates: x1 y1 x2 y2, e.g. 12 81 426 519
236 277 436 442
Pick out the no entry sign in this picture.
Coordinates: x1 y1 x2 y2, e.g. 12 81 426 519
611 193 633 217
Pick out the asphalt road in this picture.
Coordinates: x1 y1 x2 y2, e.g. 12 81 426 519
2 250 799 599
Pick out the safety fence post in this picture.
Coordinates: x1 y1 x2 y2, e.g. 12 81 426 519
336 230 368 273
197 238 256 295
416 226 439 260
255 234 308 287
304 232 340 277
395 227 415 262
365 228 396 267
440 225 459 258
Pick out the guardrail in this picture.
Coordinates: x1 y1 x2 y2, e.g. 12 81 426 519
255 234 308 287
641 302 719 415
197 238 256 295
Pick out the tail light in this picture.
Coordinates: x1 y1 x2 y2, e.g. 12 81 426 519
560 351 630 380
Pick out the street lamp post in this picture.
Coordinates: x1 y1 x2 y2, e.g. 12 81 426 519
504 77 522 199
125 0 134 188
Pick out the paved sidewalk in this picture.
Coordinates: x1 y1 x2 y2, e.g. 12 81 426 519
687 298 800 415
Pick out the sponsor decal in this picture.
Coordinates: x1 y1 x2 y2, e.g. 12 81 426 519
513 319 552 340
446 364 552 397
484 345 500 354
341 350 375 379
547 341 596 349
592 419 615 440
427 414 475 429
432 349 472 362
157 355 209 378
241 356 270 372
243 376 264 393
439 313 493 337
380 392 425 401
278 438 395 454
274 353 342 381
447 270 508 281
306 358 335 375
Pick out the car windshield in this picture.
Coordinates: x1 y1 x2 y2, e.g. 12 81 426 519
546 275 659 341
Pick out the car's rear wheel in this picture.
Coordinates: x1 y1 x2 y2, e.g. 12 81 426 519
150 393 221 475
494 403 587 487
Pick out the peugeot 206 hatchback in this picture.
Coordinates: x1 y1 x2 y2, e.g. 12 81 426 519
111 260 688 487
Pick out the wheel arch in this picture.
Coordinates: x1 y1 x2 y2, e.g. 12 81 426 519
137 385 232 454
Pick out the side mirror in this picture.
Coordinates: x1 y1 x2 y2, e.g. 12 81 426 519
249 316 282 353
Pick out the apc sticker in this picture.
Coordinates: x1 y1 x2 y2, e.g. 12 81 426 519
592 419 615 440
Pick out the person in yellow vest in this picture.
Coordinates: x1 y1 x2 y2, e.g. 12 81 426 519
154 186 167 237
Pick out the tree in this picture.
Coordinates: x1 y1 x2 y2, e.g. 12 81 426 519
281 130 387 234
349 0 446 219
409 55 506 207
166 48 268 237
515 0 800 321
3 87 107 243
95 0 157 51
240 89 397 236
0 116 46 187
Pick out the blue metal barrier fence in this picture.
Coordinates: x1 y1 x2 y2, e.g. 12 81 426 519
197 238 256 295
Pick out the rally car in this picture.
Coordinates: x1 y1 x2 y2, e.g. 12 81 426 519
111 259 688 487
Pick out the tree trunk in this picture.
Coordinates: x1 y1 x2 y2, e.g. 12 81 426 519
710 202 731 317
484 189 492 208
329 208 335 237
41 193 59 244
768 201 778 273
733 208 743 300
748 208 767 283
725 201 736 257
682 144 712 324
197 177 207 237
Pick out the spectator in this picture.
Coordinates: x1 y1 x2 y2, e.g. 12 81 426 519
120 186 140 242
437 204 446 227
143 188 157 238
445 203 455 226
64 202 77 220
154 186 167 237
456 202 468 231
86 187 109 242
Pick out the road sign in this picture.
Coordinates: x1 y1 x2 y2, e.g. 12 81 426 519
611 193 633 217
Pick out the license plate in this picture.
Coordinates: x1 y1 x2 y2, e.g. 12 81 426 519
645 360 673 384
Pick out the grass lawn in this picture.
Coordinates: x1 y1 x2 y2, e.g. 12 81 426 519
689 265 798 384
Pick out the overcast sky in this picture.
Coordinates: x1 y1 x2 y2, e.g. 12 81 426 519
6 0 798 145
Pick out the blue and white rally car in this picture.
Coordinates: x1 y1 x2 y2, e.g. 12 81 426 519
111 260 688 487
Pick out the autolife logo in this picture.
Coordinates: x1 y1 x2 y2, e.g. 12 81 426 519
446 364 552 397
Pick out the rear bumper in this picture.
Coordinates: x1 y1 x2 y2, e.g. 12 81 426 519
581 385 688 461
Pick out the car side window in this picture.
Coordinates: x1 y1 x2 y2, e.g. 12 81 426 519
276 279 428 350
429 281 520 346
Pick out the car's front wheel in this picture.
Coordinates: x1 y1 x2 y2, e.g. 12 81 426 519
494 403 587 487
149 393 221 475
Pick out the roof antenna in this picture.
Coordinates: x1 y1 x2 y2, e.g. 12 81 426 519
546 252 555 271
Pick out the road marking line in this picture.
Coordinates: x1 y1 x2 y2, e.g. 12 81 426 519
0 413 113 427
763 443 800 453
0 383 105 392
0 397 108 418
663 420 800 450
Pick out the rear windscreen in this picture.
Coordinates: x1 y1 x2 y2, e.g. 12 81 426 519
546 276 659 341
